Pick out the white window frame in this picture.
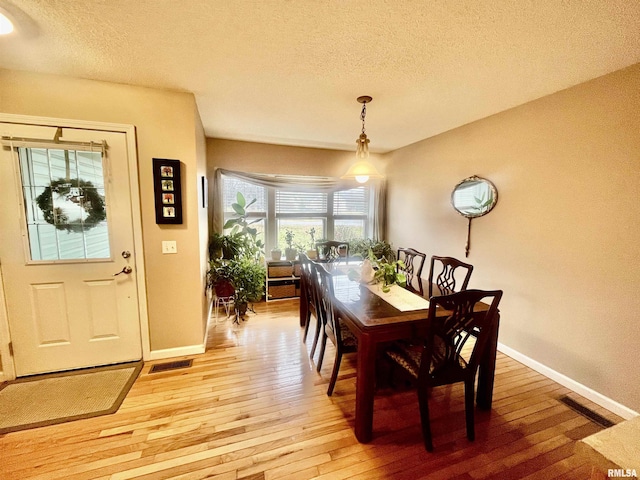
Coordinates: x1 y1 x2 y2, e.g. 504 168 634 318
220 174 371 253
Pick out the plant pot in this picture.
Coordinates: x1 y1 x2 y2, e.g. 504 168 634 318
306 249 317 259
270 249 282 261
285 248 297 261
214 279 234 299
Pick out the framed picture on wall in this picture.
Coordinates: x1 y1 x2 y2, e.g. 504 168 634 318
153 158 183 224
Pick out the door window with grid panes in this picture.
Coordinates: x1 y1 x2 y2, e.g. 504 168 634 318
18 146 110 261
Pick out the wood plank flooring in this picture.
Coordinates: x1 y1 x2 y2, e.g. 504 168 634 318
0 300 622 479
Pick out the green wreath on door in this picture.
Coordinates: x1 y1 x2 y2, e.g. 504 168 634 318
36 178 106 233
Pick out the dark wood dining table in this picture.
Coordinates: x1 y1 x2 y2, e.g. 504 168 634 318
301 264 500 443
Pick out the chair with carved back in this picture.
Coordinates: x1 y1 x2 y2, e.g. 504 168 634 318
397 247 427 295
314 262 358 396
385 289 503 451
315 241 349 263
298 253 321 353
428 256 474 299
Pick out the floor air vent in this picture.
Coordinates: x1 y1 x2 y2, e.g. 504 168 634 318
149 359 193 373
559 395 615 428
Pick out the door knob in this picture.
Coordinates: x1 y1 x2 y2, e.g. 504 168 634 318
114 266 133 276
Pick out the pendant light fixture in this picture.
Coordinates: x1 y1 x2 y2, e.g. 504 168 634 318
0 6 14 35
341 96 383 184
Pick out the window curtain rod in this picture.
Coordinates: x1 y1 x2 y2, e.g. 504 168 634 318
1 128 107 154
216 168 363 193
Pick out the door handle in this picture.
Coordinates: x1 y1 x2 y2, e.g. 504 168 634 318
114 266 133 276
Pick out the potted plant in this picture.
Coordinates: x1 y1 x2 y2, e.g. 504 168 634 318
270 248 282 261
207 257 236 302
284 229 297 261
223 192 264 261
305 227 317 259
209 232 245 260
350 238 396 263
208 256 266 318
348 248 406 293
227 257 266 316
208 191 267 320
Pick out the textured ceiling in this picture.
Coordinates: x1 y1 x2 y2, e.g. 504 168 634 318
1 0 639 153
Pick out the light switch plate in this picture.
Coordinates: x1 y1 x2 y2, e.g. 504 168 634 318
162 240 177 254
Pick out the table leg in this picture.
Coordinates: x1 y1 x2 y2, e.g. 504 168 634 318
476 313 499 409
354 332 376 443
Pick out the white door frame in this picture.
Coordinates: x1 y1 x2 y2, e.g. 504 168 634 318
0 113 150 381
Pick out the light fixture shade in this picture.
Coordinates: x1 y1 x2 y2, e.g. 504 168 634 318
341 160 383 183
342 95 384 183
0 9 14 35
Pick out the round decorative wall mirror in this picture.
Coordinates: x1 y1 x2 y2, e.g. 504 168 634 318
451 175 498 256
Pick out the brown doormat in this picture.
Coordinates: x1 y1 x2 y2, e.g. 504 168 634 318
0 361 142 434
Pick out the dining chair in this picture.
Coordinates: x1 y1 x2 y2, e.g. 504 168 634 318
298 253 320 347
397 247 427 295
385 289 503 451
315 241 349 263
314 262 358 396
428 256 474 298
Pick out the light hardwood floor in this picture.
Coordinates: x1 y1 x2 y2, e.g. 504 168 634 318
0 300 621 479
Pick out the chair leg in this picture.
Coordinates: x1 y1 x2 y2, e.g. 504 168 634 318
327 350 342 396
316 330 328 372
302 310 311 342
309 316 321 359
417 384 434 451
465 378 476 442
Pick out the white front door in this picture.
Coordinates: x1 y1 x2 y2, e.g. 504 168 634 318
0 123 143 376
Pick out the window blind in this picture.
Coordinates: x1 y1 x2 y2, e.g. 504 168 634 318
276 191 327 214
222 176 266 213
334 187 367 215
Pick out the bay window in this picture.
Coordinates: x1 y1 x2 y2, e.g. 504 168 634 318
218 171 375 253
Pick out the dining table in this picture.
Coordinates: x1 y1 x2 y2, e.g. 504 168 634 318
301 262 500 444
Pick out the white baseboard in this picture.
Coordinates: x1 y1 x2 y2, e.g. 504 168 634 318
148 344 205 361
497 342 639 420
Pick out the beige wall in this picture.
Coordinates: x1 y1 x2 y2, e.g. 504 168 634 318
386 63 640 412
0 69 209 353
207 137 382 178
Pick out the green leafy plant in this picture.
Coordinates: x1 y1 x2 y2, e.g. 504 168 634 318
348 248 406 293
307 227 316 249
366 248 406 292
284 229 295 249
207 256 266 307
350 238 396 263
372 256 406 293
208 191 267 317
473 191 494 214
208 232 245 260
223 192 264 260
